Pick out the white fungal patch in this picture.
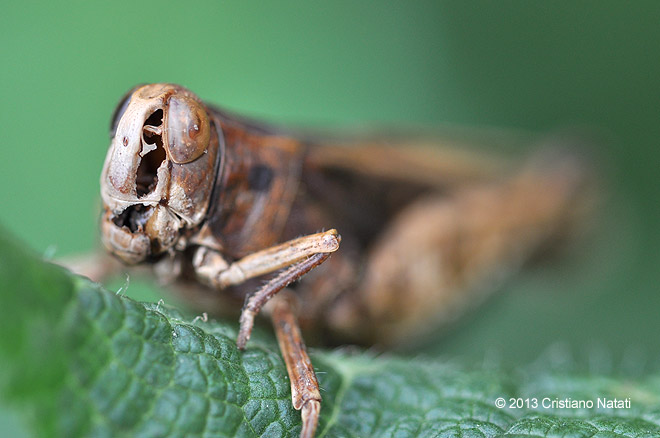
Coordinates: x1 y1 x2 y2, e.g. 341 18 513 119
140 142 157 157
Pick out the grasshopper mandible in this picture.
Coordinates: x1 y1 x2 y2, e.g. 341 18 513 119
99 83 588 437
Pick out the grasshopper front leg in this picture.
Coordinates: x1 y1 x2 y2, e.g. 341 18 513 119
193 230 338 438
271 291 322 438
193 229 340 348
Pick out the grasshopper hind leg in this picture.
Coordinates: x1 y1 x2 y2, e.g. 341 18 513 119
326 151 590 347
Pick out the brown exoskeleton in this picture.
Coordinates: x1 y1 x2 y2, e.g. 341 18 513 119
99 83 589 438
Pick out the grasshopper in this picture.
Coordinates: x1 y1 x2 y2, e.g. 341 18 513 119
99 83 589 437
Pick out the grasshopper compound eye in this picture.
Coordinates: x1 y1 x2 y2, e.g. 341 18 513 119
164 95 211 164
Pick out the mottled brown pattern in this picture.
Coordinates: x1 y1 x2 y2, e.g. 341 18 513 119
99 84 592 438
206 113 304 259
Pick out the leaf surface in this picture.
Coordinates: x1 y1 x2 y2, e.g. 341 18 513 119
1 232 659 438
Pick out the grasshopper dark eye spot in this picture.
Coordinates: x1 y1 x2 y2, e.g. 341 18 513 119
190 123 201 139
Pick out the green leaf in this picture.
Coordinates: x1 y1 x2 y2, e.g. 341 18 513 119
2 230 660 438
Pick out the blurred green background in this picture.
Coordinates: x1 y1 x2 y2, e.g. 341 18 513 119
2 2 659 432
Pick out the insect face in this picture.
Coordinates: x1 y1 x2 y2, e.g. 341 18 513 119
100 84 220 263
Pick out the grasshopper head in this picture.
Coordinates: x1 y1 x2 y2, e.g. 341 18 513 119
100 84 220 263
